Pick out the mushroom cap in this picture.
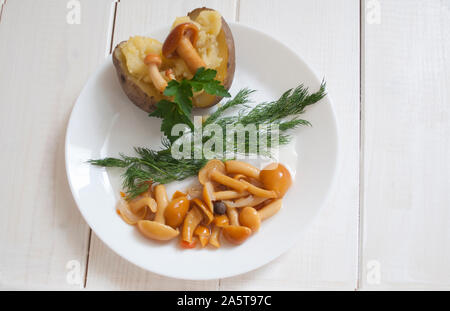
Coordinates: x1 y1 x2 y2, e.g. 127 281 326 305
144 53 162 67
223 225 252 245
198 159 225 185
137 220 179 241
162 22 200 59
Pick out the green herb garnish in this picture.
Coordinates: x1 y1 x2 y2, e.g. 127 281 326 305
149 68 231 142
89 69 326 199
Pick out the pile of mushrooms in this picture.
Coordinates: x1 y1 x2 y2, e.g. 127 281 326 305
197 160 291 245
117 159 292 248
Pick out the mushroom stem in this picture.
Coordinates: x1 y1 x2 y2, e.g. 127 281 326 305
147 63 167 93
144 54 167 93
154 185 169 224
177 36 206 73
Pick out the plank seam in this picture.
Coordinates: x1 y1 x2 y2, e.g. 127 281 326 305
356 0 366 291
0 0 7 23
83 229 92 288
106 0 120 57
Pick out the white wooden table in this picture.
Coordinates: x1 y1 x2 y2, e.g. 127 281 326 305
0 0 449 290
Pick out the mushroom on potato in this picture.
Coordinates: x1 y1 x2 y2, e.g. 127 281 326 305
112 7 235 112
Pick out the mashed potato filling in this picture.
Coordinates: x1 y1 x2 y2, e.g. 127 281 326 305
121 10 223 83
120 37 162 84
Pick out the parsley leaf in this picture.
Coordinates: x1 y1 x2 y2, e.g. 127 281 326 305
192 67 217 81
149 67 231 143
163 80 193 117
149 100 193 142
191 68 231 98
203 79 232 97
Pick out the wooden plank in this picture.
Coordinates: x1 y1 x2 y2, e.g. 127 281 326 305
85 0 237 290
217 0 360 290
0 0 115 290
112 0 237 48
361 0 450 290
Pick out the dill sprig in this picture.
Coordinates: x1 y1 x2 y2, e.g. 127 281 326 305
88 82 326 199
213 82 326 128
208 82 326 154
88 147 207 199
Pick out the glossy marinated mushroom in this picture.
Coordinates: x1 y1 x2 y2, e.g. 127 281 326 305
239 206 261 232
213 214 229 228
223 195 268 208
210 170 247 192
182 206 204 243
117 198 148 225
213 190 249 201
154 184 169 223
225 160 260 179
137 219 179 241
198 159 225 185
239 179 277 199
209 214 229 248
128 193 157 214
137 184 179 241
143 53 168 93
192 198 214 225
222 225 252 245
164 196 190 228
258 199 283 221
209 225 221 248
259 163 293 198
226 206 239 226
163 23 206 73
194 225 210 247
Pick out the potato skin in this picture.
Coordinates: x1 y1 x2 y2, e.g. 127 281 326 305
112 43 158 113
112 7 235 113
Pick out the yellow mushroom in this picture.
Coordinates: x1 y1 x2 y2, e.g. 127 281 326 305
258 199 283 221
194 225 210 248
137 220 179 241
259 163 292 198
239 206 261 232
192 198 214 225
239 180 277 199
162 23 206 74
154 184 169 224
116 198 147 225
223 195 269 208
202 181 215 213
135 184 179 241
223 225 252 245
213 214 230 228
213 190 249 200
226 206 239 226
182 206 203 243
210 170 247 192
225 160 260 179
209 225 221 248
143 54 168 93
128 196 157 214
198 159 226 185
164 196 190 228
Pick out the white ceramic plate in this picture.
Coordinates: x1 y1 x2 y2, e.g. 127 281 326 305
65 23 339 280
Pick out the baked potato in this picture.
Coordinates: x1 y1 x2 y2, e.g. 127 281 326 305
113 7 235 113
